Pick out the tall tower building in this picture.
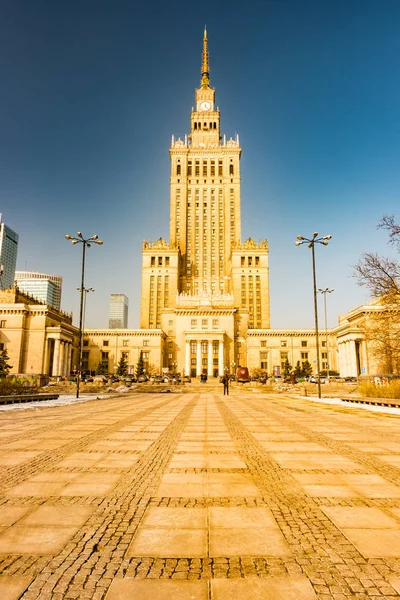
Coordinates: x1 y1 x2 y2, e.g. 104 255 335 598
15 271 62 309
140 30 270 377
109 294 129 329
0 214 19 290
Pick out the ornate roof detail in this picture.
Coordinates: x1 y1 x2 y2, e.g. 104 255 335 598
232 238 269 250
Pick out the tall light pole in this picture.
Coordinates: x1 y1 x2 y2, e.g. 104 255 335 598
295 232 332 399
318 288 334 383
76 286 95 378
66 233 103 398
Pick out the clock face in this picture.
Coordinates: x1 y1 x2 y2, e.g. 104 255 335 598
199 101 211 111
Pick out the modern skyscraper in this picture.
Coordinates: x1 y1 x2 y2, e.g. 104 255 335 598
140 30 270 376
109 294 129 328
0 214 19 290
15 271 63 310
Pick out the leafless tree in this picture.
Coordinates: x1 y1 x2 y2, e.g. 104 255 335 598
353 215 400 303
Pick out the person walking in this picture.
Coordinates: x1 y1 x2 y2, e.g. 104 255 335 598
223 373 229 396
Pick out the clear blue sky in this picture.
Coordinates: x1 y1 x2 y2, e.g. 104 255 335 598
1 0 399 329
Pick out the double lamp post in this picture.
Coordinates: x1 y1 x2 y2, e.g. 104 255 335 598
295 232 332 399
66 233 103 398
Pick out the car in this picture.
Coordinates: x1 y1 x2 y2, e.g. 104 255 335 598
92 375 107 383
137 375 148 383
183 376 191 383
274 376 283 383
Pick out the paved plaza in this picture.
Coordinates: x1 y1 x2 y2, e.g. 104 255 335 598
1 390 400 598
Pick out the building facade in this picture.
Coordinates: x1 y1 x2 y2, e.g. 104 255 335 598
109 294 129 329
0 214 19 291
15 271 63 310
0 286 78 376
140 30 270 377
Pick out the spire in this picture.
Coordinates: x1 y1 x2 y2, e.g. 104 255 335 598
201 26 210 88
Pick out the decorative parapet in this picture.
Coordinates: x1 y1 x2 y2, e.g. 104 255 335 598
176 291 234 308
142 237 179 250
232 237 269 250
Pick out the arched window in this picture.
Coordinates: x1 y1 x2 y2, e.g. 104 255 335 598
177 164 181 175
194 122 197 130
229 164 234 176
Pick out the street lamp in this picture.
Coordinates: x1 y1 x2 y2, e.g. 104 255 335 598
66 233 103 398
76 287 95 379
295 232 332 399
318 288 334 383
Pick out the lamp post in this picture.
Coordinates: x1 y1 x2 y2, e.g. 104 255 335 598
318 288 334 383
295 232 332 399
66 233 103 398
76 286 94 380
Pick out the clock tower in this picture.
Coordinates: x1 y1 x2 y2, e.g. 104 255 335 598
141 29 270 377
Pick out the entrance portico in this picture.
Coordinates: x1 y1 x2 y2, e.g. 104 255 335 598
184 333 226 378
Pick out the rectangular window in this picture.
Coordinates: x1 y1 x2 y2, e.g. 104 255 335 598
0 320 5 328
321 341 327 347
218 160 223 176
260 340 267 347
195 161 200 176
212 318 218 329
191 357 196 365
260 352 268 359
190 341 197 354
143 340 149 347
101 351 109 360
83 340 89 347
280 340 287 347
322 352 327 359
122 340 129 347
301 340 307 347
201 341 208 354
168 352 173 359
301 352 308 360
187 161 192 176
103 340 109 347
165 257 170 266
202 318 208 329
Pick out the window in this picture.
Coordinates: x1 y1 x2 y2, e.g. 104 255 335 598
188 161 192 176
165 257 170 266
101 351 109 360
168 353 173 359
321 341 327 347
261 340 267 347
229 164 234 176
177 164 181 175
122 352 129 360
241 256 245 266
212 318 218 329
143 340 149 347
201 341 208 354
280 340 287 347
103 340 109 347
123 340 129 347
260 352 268 359
218 160 223 176
0 320 5 328
202 318 208 329
191 319 197 329
151 257 155 266
191 358 196 365
322 352 327 359
190 341 197 354
168 341 173 348
301 340 308 347
83 340 89 347
0 343 4 351
301 352 308 360
158 257 163 266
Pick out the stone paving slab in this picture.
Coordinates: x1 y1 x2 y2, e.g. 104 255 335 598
1 391 400 598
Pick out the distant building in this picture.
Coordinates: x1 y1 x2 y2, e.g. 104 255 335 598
15 271 62 310
0 214 19 290
109 294 129 328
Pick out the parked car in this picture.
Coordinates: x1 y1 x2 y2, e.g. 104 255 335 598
93 375 107 383
137 375 148 383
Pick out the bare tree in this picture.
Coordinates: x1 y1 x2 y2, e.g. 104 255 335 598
353 215 400 303
353 215 400 374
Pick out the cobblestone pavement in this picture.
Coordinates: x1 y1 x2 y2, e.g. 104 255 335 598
1 391 400 598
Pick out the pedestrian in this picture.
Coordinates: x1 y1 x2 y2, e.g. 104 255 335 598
223 373 229 396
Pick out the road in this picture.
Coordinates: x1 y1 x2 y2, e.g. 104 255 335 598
0 390 400 599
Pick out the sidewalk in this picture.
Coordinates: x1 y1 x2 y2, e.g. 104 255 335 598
0 391 400 598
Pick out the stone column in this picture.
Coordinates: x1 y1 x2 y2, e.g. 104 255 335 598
208 340 213 377
185 341 190 376
42 338 49 375
196 341 202 377
218 339 224 376
64 343 70 376
52 338 60 376
338 342 344 377
349 340 358 376
66 343 71 376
